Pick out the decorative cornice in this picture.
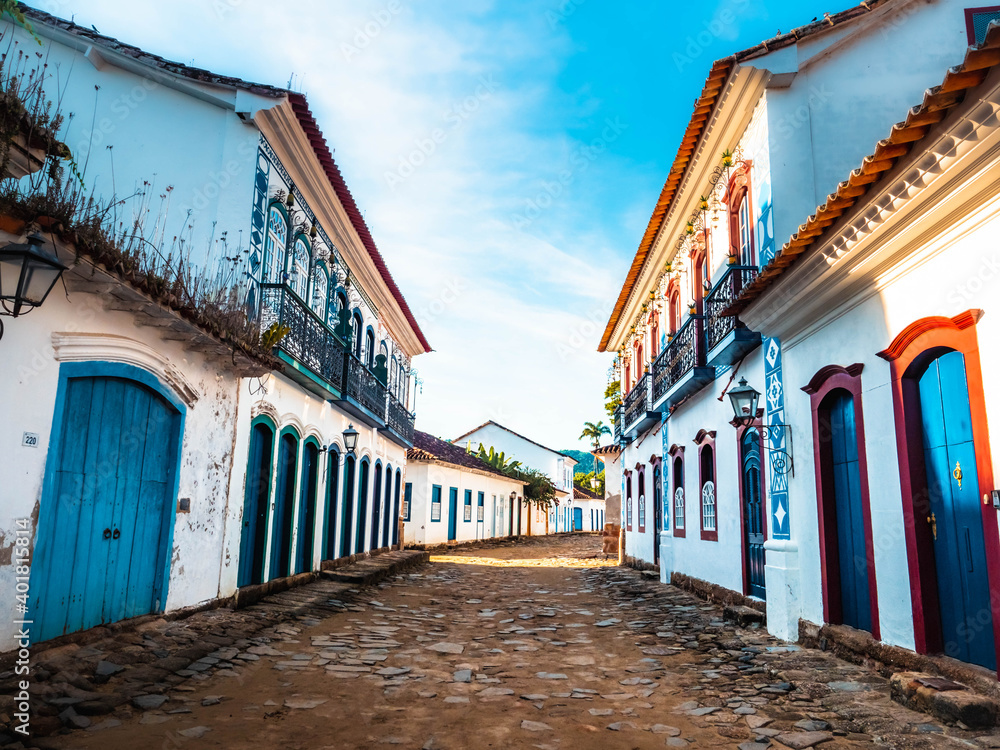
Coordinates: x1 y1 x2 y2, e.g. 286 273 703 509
251 400 280 422
51 332 200 407
801 363 864 394
877 309 984 361
668 443 685 457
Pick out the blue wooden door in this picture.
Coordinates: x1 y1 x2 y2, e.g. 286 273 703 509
238 423 273 586
355 459 370 553
370 467 383 550
741 430 767 600
295 443 319 574
324 452 340 559
270 434 297 579
33 376 179 642
340 457 355 558
448 488 458 541
828 392 872 632
382 467 393 548
919 352 995 669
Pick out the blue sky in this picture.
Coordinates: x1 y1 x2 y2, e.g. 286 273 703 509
41 0 841 451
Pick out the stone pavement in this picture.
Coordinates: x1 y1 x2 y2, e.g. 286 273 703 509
4 536 1000 748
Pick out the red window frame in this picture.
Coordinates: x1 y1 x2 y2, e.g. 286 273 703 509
727 163 754 267
625 469 633 531
966 6 1000 44
637 466 646 533
668 444 685 538
695 429 718 542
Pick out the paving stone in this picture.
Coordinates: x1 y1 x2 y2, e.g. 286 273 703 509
520 720 552 731
426 642 465 654
775 731 834 748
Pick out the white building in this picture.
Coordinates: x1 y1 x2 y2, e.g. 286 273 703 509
403 431 526 545
455 421 579 535
0 8 428 652
599 0 1000 677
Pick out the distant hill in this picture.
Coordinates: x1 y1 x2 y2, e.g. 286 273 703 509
563 449 595 475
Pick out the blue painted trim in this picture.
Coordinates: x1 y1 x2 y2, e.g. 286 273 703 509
32 361 186 636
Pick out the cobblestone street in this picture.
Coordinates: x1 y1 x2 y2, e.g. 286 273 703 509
12 536 1000 749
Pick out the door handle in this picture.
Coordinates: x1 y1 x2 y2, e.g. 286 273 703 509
103 528 112 540
953 462 963 490
927 513 937 541
112 528 121 540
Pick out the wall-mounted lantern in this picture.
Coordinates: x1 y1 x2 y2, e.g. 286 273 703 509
343 424 359 455
0 233 67 341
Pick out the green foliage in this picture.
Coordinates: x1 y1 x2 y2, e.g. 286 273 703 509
574 469 605 496
261 322 291 350
579 420 611 449
604 380 622 420
470 444 522 474
1 2 42 45
562 449 594 476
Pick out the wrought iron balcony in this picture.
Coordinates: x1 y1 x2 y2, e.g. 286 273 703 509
344 352 388 421
613 405 623 445
651 314 714 409
623 372 659 439
704 264 762 367
384 392 416 446
260 284 346 393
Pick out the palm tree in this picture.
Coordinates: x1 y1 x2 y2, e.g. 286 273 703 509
580 420 611 450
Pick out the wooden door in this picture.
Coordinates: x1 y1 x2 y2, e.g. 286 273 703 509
355 459 370 553
33 376 179 642
340 457 355 558
448 488 458 541
270 433 297 579
919 352 995 669
238 422 273 586
741 429 767 599
295 442 319 574
825 392 872 632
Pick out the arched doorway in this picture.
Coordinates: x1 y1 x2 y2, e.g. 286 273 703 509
31 365 183 642
392 469 402 546
370 461 383 550
340 456 356 558
740 428 766 599
295 440 320 574
270 431 299 579
323 449 340 559
239 418 275 587
382 465 393 548
355 458 370 553
880 311 1000 672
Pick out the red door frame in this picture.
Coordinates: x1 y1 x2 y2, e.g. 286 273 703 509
668 445 685 538
802 363 881 640
877 310 1000 674
734 413 767 597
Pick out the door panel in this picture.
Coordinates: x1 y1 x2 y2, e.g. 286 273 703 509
33 376 177 642
918 353 995 669
239 424 273 586
741 430 766 600
448 488 458 541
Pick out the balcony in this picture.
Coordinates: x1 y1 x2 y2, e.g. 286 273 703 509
260 283 413 443
622 372 660 440
651 314 715 410
260 284 346 396
613 405 623 445
704 264 762 368
380 392 416 448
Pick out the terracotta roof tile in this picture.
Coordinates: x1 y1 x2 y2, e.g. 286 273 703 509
407 431 524 483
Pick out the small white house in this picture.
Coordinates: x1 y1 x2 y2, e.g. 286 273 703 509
403 431 526 545
455 420 577 535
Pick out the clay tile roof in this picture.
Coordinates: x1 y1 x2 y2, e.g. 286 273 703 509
407 431 525 483
591 444 623 457
573 485 603 500
726 19 1000 314
598 0 890 352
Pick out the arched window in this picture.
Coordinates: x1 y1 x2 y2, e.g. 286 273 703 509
352 312 363 357
653 462 664 531
625 471 633 531
650 314 659 360
692 244 708 315
365 327 376 369
635 341 644 378
265 205 288 284
668 288 681 335
637 467 646 533
390 355 399 397
312 265 329 321
379 341 388 365
700 444 717 540
728 166 754 267
330 290 347 329
288 236 310 299
673 454 685 537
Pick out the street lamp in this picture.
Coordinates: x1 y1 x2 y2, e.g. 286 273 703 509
727 377 760 427
0 233 67 340
342 424 359 455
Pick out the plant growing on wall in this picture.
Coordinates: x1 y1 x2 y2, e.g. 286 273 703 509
604 381 622 420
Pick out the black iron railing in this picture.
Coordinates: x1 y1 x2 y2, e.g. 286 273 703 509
613 405 622 444
624 373 651 429
705 265 759 353
386 393 415 444
344 352 388 418
652 314 705 402
261 284 346 391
